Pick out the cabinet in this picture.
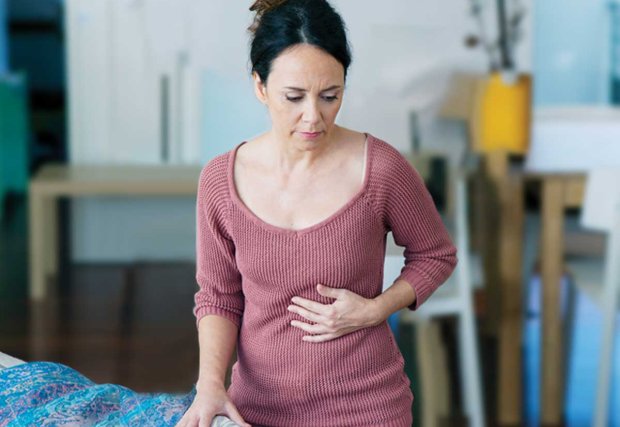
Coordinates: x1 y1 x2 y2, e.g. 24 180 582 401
65 0 206 262
66 0 201 165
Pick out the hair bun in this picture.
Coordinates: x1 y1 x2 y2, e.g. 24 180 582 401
250 0 287 14
248 0 287 32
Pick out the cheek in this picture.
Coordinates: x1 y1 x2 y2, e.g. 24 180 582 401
269 103 297 122
324 102 342 121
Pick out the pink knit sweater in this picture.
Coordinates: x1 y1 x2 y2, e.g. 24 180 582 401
193 134 457 427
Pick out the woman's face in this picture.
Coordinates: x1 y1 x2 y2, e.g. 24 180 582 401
253 43 345 147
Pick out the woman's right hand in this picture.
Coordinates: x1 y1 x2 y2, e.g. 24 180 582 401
175 381 251 427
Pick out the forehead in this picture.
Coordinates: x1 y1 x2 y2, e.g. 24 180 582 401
268 44 344 88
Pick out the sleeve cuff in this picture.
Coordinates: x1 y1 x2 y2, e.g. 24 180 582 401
194 306 242 329
397 268 436 311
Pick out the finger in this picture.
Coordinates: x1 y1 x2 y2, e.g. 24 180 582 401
290 320 329 334
290 296 329 313
287 304 324 323
302 333 338 343
316 283 342 299
225 401 251 427
175 412 190 427
179 414 195 427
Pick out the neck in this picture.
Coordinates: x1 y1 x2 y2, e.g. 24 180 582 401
270 126 340 175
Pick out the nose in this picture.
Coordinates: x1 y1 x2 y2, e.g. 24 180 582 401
302 98 321 125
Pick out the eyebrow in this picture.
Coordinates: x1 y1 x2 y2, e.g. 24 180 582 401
283 85 342 92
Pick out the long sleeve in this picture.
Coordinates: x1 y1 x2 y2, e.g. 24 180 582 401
193 158 244 329
369 142 457 310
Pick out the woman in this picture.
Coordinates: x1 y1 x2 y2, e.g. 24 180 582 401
177 1 457 426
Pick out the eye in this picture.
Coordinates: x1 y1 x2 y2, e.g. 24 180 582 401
322 95 339 102
286 96 303 102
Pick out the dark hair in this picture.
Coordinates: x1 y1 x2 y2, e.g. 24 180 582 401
248 0 352 85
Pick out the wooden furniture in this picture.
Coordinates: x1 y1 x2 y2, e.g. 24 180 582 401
525 173 620 426
65 0 209 264
28 163 202 301
483 152 524 425
535 174 585 425
524 106 620 424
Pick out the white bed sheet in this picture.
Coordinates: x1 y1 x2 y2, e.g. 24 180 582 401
0 351 25 370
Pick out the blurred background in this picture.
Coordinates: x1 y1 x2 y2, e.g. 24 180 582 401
1 0 620 426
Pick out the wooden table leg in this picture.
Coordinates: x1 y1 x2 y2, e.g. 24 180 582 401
28 189 60 361
28 187 47 300
541 178 565 425
482 152 508 337
498 173 524 424
483 152 524 425
44 195 59 282
28 190 58 300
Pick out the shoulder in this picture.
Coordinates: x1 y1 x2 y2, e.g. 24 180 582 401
200 148 232 180
367 134 420 185
198 147 238 213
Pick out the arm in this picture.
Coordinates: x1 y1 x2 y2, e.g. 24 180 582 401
176 162 250 427
196 315 238 391
371 279 416 322
178 314 249 427
192 162 244 375
382 151 457 311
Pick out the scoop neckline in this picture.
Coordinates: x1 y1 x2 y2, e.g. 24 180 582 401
227 133 373 236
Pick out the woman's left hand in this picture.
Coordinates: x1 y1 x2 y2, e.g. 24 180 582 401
287 284 386 342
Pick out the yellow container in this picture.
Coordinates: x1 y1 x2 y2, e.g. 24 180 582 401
477 72 532 154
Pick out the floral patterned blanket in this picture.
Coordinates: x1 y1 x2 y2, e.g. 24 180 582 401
0 361 196 426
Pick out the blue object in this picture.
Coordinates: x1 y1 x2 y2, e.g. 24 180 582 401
0 362 194 426
524 273 620 426
388 311 400 339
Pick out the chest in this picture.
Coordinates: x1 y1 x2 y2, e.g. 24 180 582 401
235 161 364 231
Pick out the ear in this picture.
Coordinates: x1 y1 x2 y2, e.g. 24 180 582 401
253 72 268 105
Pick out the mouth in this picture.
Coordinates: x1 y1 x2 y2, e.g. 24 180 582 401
299 131 322 139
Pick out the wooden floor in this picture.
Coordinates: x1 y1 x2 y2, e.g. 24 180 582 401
0 195 496 425
0 196 200 393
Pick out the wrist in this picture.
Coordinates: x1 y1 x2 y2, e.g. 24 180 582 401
196 376 226 393
369 296 389 326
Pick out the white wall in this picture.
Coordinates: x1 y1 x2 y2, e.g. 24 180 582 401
72 0 532 262
194 0 532 160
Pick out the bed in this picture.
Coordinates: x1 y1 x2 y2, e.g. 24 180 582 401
0 352 239 426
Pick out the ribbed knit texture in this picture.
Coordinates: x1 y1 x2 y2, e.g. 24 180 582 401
193 134 457 427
